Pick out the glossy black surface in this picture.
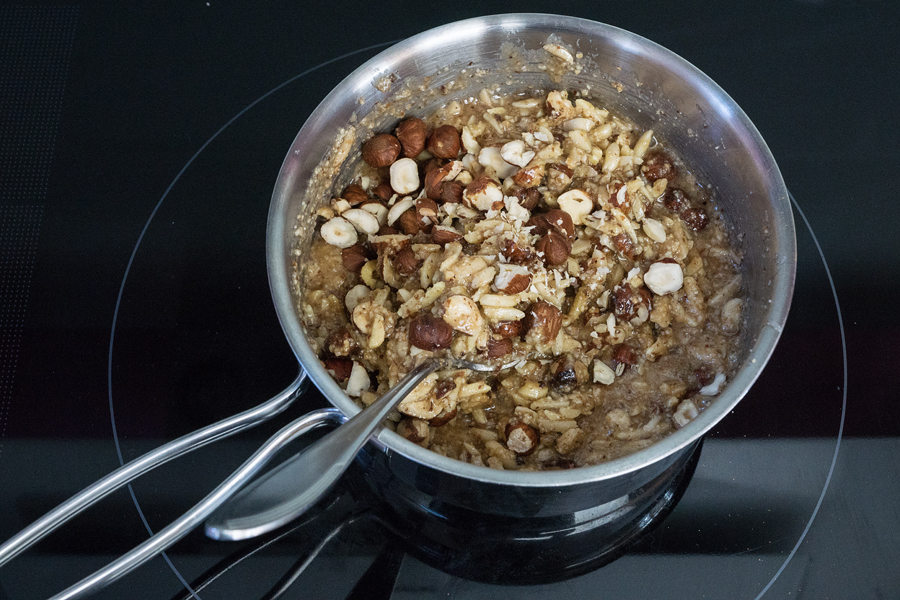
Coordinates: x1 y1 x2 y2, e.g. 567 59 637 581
0 2 898 599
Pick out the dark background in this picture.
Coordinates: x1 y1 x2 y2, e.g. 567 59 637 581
1 1 898 598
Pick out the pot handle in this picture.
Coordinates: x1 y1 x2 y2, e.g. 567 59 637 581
0 369 309 570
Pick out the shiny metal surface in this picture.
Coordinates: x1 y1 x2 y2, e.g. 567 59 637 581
267 13 795 514
0 371 308 569
205 357 509 540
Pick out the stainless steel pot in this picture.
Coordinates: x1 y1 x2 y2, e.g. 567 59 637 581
267 14 796 517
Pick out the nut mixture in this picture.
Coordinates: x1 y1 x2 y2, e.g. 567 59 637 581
298 88 744 471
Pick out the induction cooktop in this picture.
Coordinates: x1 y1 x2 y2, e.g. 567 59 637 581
1 3 897 599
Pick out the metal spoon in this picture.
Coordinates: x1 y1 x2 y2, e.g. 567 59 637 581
37 355 507 599
204 356 509 541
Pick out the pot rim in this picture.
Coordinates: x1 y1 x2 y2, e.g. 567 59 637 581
267 13 796 488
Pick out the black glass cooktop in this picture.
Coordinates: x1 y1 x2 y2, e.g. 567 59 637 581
1 2 898 599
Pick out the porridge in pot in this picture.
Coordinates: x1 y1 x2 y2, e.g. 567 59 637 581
297 88 744 471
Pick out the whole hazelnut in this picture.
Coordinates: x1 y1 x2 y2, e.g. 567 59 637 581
544 209 575 240
362 133 401 168
512 186 542 210
428 125 461 159
395 117 427 158
523 301 562 343
408 314 453 350
612 284 650 320
492 320 524 339
662 188 689 212
394 246 420 275
424 165 449 200
536 230 571 265
505 422 539 456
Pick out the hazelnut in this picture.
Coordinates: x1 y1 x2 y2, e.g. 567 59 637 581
662 188 690 213
373 182 394 201
494 264 531 294
549 356 579 394
609 183 630 210
464 175 504 212
613 232 638 260
415 197 440 223
512 163 545 188
394 246 420 275
342 184 369 205
396 418 430 444
505 422 539 456
431 225 462 245
440 180 464 204
523 301 562 343
511 186 541 210
341 243 371 273
326 329 357 357
527 209 574 240
389 157 420 194
486 337 513 359
547 163 573 194
492 320 523 339
323 356 353 381
397 208 420 235
544 209 575 240
428 125 461 159
429 406 458 428
362 133 401 168
536 230 571 265
642 151 676 182
500 238 534 265
408 314 453 350
681 207 709 231
612 284 651 320
395 117 427 158
612 344 638 367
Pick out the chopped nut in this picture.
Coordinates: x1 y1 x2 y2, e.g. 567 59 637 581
345 361 371 397
523 301 562 343
442 295 484 336
505 422 539 455
500 139 536 168
397 208 420 235
642 151 676 182
342 208 380 235
341 184 369 205
396 418 431 444
644 261 684 295
389 158 420 194
323 356 353 381
341 244 370 273
486 337 513 358
464 175 504 212
721 297 743 336
362 133 401 168
431 225 462 245
501 238 534 265
320 216 358 248
681 207 709 231
492 319 524 338
394 246 420 275
557 189 593 225
593 360 615 385
494 263 531 294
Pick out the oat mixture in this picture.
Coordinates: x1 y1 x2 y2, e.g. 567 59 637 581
298 88 744 471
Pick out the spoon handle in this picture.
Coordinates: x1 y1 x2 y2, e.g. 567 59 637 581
47 407 344 600
204 358 442 541
0 371 307 570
